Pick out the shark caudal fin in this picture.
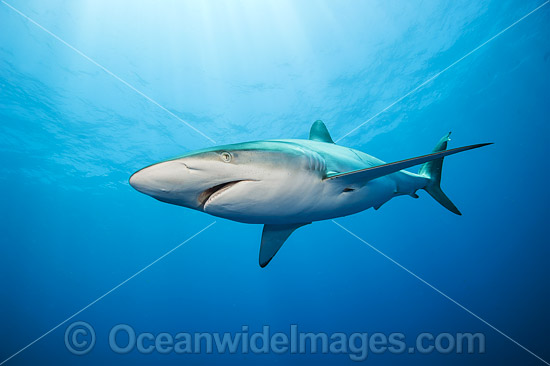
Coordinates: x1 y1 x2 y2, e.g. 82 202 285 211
418 133 462 215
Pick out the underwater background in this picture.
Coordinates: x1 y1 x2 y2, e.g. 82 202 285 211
1 0 549 365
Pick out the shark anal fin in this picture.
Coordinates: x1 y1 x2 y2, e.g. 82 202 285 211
259 223 309 267
309 120 334 143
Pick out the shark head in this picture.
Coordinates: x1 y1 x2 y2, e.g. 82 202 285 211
129 141 323 222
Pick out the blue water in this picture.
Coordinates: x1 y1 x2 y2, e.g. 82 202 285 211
1 1 549 365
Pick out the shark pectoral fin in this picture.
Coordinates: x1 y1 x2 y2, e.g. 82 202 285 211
324 143 492 184
309 120 334 143
259 223 310 268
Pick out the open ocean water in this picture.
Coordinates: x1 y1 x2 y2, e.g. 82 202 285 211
1 1 549 365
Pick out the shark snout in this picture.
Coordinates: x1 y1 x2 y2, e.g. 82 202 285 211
129 160 189 197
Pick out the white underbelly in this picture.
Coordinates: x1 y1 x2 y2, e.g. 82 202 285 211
203 171 399 224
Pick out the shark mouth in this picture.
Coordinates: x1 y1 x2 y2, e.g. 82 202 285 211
198 180 250 209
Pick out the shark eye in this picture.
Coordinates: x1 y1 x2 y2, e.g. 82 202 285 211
220 152 232 163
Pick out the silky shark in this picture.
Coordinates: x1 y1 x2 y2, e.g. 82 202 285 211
130 121 491 267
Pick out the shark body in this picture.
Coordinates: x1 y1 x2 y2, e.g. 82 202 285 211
130 121 490 266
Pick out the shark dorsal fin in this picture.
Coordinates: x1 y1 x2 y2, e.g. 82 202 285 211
259 223 309 267
309 120 334 143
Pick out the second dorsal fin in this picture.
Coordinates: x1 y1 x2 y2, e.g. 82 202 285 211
309 120 334 143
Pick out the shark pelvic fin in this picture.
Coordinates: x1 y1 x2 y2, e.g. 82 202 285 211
309 120 334 143
259 223 309 267
324 142 492 184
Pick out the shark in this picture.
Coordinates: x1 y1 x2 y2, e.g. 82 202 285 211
130 121 491 267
